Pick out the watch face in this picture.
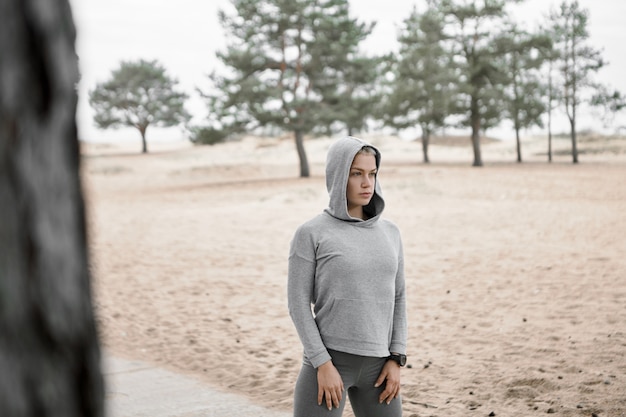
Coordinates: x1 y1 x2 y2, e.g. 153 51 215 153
390 354 406 366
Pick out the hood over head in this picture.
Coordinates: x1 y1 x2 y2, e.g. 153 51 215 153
324 136 385 222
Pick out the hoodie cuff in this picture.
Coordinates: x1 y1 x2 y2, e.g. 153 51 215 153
389 343 406 356
309 350 332 369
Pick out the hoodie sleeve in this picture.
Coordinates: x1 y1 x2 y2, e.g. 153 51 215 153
389 235 408 355
288 224 332 368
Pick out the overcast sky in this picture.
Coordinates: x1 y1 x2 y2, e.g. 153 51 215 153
70 0 626 142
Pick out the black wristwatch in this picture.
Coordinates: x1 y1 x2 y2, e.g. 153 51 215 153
387 353 407 367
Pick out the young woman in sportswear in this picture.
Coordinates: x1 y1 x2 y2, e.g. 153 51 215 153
288 136 407 417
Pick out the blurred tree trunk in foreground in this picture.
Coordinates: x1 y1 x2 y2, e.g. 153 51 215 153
0 1 105 416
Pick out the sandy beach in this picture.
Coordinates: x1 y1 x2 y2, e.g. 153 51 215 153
83 133 626 417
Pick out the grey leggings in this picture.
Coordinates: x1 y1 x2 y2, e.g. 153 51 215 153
293 349 402 417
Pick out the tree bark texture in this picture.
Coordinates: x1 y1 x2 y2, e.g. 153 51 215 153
570 116 579 163
0 1 105 416
294 130 310 178
139 125 148 154
421 129 430 164
470 97 483 167
515 127 522 163
569 94 579 163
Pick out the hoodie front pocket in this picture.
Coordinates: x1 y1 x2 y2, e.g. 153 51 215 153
318 298 394 347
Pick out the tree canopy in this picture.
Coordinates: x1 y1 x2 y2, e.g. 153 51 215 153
199 0 377 177
89 59 190 153
382 2 455 163
379 0 616 165
497 23 552 162
548 0 605 163
194 0 619 168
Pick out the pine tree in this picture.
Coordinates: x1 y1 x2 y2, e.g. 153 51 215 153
542 27 562 163
549 0 604 163
306 0 379 137
205 0 375 177
497 23 552 162
384 2 455 163
440 0 514 167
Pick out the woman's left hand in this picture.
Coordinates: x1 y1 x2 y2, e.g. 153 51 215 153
374 359 401 404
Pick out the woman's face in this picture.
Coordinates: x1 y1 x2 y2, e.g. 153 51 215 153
346 152 377 214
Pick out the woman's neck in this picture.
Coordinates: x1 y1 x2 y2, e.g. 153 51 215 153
348 206 365 220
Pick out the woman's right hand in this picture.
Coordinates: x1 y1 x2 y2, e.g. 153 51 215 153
317 361 344 410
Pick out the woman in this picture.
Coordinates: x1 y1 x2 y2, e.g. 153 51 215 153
288 136 407 417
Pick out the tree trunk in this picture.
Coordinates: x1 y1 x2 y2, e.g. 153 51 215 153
421 128 430 164
548 101 553 163
548 130 553 163
570 102 579 164
471 128 483 167
570 31 579 164
547 60 553 163
470 97 483 167
140 125 148 153
515 125 522 163
294 129 310 177
0 1 105 416
570 117 579 163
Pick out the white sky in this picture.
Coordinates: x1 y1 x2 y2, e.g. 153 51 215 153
70 0 626 142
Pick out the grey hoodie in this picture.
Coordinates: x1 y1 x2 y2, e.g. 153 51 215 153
288 136 407 368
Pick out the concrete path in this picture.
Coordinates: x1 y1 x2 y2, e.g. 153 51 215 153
104 355 291 417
